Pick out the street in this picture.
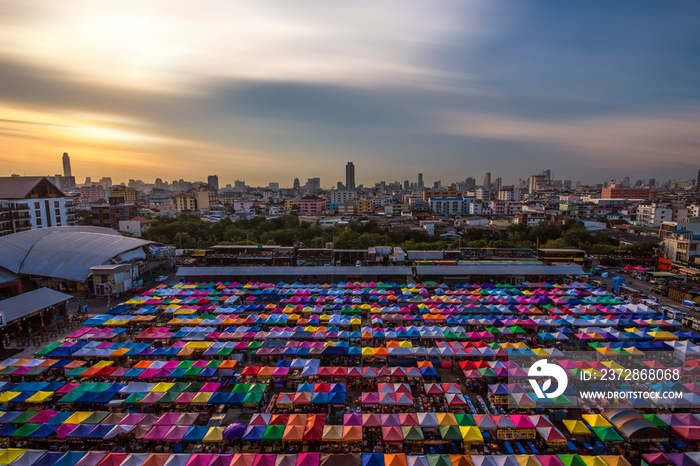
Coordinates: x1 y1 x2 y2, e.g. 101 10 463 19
593 270 700 320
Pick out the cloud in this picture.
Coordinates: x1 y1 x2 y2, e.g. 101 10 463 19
0 0 487 92
436 108 700 172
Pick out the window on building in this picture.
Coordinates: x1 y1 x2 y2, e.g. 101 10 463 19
54 201 59 207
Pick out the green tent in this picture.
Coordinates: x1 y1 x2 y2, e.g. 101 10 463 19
177 360 195 369
10 411 37 425
10 423 41 437
183 367 203 377
263 425 285 441
82 411 109 424
643 414 669 427
454 413 476 426
591 427 624 443
558 455 586 466
123 392 148 405
157 391 180 404
401 426 424 441
439 425 463 440
426 455 452 466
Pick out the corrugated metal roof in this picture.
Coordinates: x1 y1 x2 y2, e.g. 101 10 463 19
176 266 413 277
0 226 153 282
416 264 584 276
0 267 19 284
0 287 73 326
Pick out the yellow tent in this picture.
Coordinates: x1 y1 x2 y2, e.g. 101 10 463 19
436 413 458 426
151 383 175 393
25 391 54 404
600 457 632 466
0 449 27 464
361 347 375 356
0 392 20 403
600 361 624 370
563 420 592 435
184 342 212 349
203 426 224 443
582 414 612 428
515 456 542 466
191 392 213 404
581 457 608 466
64 411 93 424
93 360 114 369
459 426 484 443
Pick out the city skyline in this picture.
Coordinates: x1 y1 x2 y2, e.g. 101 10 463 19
1 1 699 185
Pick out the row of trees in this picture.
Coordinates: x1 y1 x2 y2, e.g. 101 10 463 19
142 214 657 256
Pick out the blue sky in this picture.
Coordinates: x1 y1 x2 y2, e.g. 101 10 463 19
0 0 698 187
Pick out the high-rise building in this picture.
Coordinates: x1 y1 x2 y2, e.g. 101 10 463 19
697 170 700 192
293 178 300 189
403 180 409 191
207 175 219 191
345 162 355 190
62 152 72 177
495 177 502 189
649 178 656 187
483 172 491 188
418 173 424 189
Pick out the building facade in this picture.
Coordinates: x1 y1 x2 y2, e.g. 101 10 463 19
0 177 75 230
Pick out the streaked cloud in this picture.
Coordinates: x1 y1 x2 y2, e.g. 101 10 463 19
0 0 698 185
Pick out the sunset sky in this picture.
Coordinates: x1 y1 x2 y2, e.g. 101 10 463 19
1 0 699 187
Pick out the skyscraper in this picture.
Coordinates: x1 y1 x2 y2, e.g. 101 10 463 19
62 152 72 177
345 162 355 190
418 173 424 189
293 178 300 189
207 175 219 191
483 172 491 188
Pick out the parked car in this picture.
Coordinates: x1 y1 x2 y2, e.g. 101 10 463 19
155 275 169 282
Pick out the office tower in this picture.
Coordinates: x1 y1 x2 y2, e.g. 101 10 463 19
99 177 112 187
544 169 551 181
268 182 279 190
62 153 72 177
648 178 656 187
293 178 300 189
337 181 344 190
306 178 321 190
155 178 163 188
345 162 356 190
207 175 219 191
234 180 246 191
697 170 700 192
418 173 424 189
495 177 502 189
465 177 476 190
483 172 491 188
403 180 409 190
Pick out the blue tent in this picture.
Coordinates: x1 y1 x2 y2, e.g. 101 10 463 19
362 454 385 466
183 426 209 441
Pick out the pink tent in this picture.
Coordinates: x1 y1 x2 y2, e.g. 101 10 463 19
185 454 215 466
537 457 564 466
253 454 278 466
361 393 379 405
163 425 189 441
144 426 170 441
382 426 404 443
232 454 258 466
362 413 382 427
